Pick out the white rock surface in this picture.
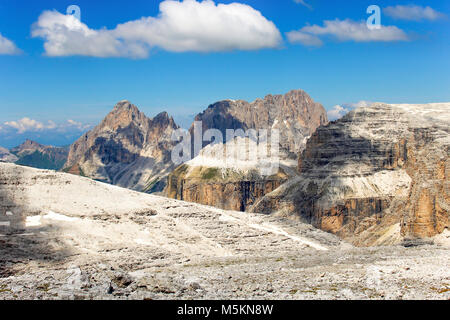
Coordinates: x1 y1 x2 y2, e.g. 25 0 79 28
0 146 17 163
0 162 449 300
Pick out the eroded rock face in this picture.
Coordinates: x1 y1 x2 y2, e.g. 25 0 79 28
167 90 326 210
190 89 328 158
167 137 289 211
252 103 450 245
64 101 179 192
168 172 286 212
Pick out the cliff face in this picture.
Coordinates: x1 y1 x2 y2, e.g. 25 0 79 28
10 140 68 170
251 103 450 245
168 174 284 212
64 101 179 192
167 137 289 211
191 89 328 158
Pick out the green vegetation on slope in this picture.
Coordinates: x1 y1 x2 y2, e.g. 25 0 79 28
15 150 66 170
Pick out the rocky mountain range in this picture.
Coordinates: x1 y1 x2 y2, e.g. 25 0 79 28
167 89 327 210
63 100 179 192
190 89 328 158
0 98 449 300
251 103 450 246
63 90 327 197
10 140 69 170
4 92 447 247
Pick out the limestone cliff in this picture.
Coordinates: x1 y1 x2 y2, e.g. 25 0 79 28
64 101 179 192
167 137 290 211
251 103 450 245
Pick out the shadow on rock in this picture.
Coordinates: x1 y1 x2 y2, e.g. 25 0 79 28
0 164 72 278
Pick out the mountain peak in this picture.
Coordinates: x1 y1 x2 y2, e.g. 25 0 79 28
13 139 44 152
154 111 169 119
115 99 132 106
190 89 328 158
151 111 179 132
111 100 140 114
64 101 180 191
102 100 147 130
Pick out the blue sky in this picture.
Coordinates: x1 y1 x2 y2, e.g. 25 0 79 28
0 0 449 147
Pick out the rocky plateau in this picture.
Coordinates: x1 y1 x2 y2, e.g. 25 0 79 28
0 162 449 300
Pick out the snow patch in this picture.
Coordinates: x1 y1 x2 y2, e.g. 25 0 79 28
26 216 42 227
219 214 239 223
134 238 153 246
248 223 329 251
186 137 280 175
0 221 10 227
433 229 450 247
43 211 80 222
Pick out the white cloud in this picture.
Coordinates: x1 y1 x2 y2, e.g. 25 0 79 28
288 19 408 46
345 101 373 109
31 11 147 58
3 118 91 134
293 0 312 10
32 0 282 58
4 118 56 134
327 105 351 121
0 33 21 55
384 5 446 21
286 31 323 47
66 119 92 131
327 101 373 120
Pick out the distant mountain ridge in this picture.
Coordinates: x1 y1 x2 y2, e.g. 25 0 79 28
9 140 69 170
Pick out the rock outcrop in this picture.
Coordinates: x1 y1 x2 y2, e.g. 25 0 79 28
10 140 68 170
64 101 179 192
190 89 328 158
251 103 450 245
0 146 17 163
167 137 290 211
167 89 327 210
